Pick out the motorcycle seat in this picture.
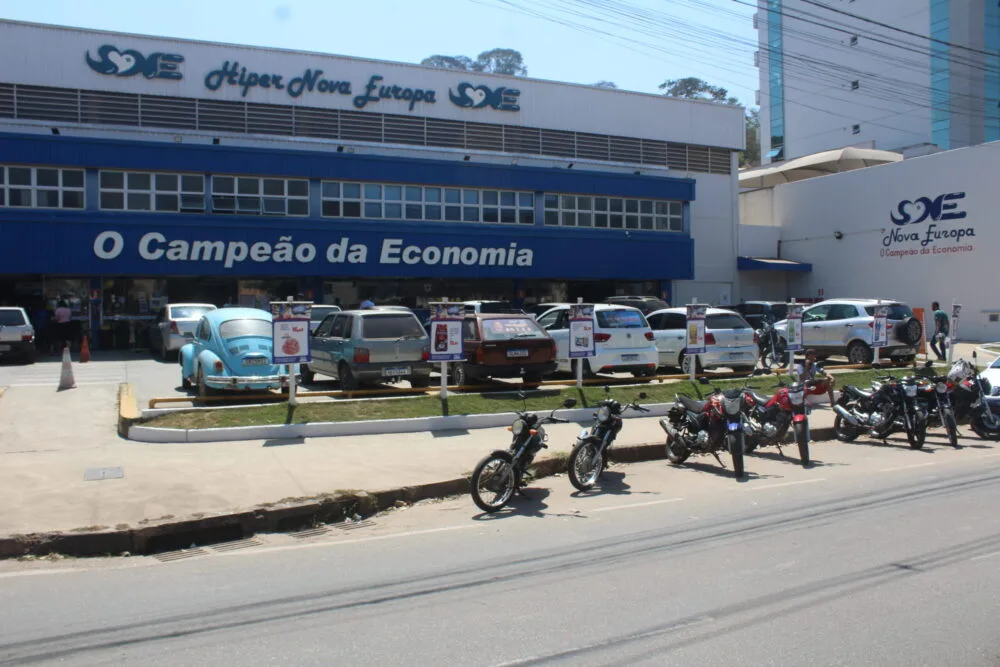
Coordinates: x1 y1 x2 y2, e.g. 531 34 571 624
751 392 772 406
678 395 706 413
847 386 873 399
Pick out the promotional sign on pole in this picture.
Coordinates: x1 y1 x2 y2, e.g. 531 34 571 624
685 304 707 355
948 303 962 364
429 302 465 362
271 301 312 364
568 303 596 358
785 303 804 352
872 304 889 349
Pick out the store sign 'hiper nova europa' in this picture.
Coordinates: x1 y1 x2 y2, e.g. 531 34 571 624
84 46 522 112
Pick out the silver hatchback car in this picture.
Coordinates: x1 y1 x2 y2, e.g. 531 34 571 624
0 307 36 364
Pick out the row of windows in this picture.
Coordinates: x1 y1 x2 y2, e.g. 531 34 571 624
320 182 535 225
542 194 684 232
0 166 84 209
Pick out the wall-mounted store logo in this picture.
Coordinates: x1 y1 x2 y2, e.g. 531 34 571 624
448 83 521 111
881 191 976 258
890 191 967 225
85 45 184 80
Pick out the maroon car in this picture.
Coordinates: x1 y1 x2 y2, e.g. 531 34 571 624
452 314 558 386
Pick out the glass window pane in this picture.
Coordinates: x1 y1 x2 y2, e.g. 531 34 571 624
62 170 84 188
62 190 84 209
237 196 260 212
445 205 461 221
343 182 361 199
128 193 152 210
8 189 31 206
640 215 654 230
288 180 308 197
424 187 441 202
625 214 639 228
405 186 422 201
155 193 179 211
595 213 609 228
424 204 442 220
212 195 236 212
444 188 461 203
500 191 516 207
670 217 684 232
561 195 576 209
238 178 260 195
610 214 624 228
364 202 382 218
212 176 234 194
156 174 178 191
36 169 59 187
562 211 576 226
288 199 309 216
181 175 204 192
625 199 639 213
578 212 592 227
501 208 516 224
385 203 403 218
0 168 4 184
263 179 284 196
670 202 683 216
595 197 608 212
323 200 341 217
322 181 340 199
519 192 534 207
263 198 286 214
385 185 402 201
9 168 31 186
544 193 559 209
343 201 361 217
544 211 559 226
483 207 499 223
36 190 60 207
364 184 382 199
519 209 534 224
610 198 623 212
180 194 205 211
405 203 422 219
577 197 592 211
655 201 669 215
128 172 151 190
655 216 670 230
640 200 653 214
483 190 498 206
463 206 479 222
101 171 124 189
0 190 4 206
101 192 124 209
463 190 479 205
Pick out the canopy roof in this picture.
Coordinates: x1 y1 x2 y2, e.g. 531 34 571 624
737 256 812 272
739 147 903 189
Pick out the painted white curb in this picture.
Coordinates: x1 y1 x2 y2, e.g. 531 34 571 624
128 403 671 444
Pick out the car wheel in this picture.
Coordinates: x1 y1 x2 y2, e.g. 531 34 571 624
339 363 358 391
847 341 874 365
410 375 430 389
300 364 315 384
21 350 36 365
573 359 596 378
453 363 469 388
680 353 703 375
523 372 544 384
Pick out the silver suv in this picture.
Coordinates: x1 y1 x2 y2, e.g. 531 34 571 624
0 307 36 364
773 299 922 364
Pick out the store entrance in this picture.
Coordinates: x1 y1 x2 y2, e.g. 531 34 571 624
166 278 237 307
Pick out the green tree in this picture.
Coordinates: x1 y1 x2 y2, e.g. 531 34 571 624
420 55 476 70
421 49 528 76
592 81 618 89
742 107 761 168
658 76 739 105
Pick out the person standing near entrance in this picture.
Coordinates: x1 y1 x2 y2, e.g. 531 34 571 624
53 300 72 352
930 301 950 361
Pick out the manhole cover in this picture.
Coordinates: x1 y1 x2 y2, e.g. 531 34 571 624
211 538 263 553
289 527 330 539
84 467 124 481
153 548 209 563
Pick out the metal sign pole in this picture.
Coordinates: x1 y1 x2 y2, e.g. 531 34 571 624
576 297 584 390
948 300 958 365
873 298 881 367
440 297 449 400
788 297 796 376
287 296 298 407
689 297 697 383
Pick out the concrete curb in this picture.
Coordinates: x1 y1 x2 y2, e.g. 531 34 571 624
0 428 836 559
117 383 141 439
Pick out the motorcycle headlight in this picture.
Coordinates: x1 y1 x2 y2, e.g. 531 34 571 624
904 384 918 397
936 382 948 393
597 405 612 423
788 390 805 405
511 419 526 436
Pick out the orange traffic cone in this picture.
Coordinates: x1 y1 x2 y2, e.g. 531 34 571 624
58 345 76 391
80 335 91 363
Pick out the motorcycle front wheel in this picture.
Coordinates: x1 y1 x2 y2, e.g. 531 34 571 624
971 412 1000 441
833 414 863 442
944 411 960 448
727 433 746 479
665 436 692 465
906 415 927 450
568 440 604 491
471 451 517 513
793 421 811 467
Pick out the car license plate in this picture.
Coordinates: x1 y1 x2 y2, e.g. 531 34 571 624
383 366 410 377
506 349 529 358
243 358 268 366
621 354 639 362
729 352 746 359
0 344 9 352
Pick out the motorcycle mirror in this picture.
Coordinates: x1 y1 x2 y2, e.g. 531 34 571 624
698 377 711 385
638 392 648 399
924 360 933 368
973 350 978 360
516 390 526 401
563 398 578 409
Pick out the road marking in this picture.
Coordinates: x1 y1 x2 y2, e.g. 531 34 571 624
0 568 80 580
970 550 1000 562
747 478 826 491
588 497 685 513
222 524 479 559
878 462 938 472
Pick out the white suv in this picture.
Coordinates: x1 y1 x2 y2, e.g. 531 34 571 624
773 298 921 364
535 304 658 377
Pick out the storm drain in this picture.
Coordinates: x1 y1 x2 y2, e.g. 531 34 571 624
289 527 331 539
336 520 375 531
84 467 124 481
153 548 209 563
210 538 263 553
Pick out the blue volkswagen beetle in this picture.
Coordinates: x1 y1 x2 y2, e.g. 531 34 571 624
180 308 288 396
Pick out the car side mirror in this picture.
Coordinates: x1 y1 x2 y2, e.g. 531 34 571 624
563 398 578 409
638 392 648 399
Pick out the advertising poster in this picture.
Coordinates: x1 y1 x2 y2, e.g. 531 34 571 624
872 304 889 348
685 304 707 355
785 303 804 352
271 301 312 365
569 304 596 359
429 302 464 362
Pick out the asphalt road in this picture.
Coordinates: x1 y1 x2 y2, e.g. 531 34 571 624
3 438 1000 666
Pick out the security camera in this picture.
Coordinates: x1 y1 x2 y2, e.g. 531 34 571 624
834 230 844 240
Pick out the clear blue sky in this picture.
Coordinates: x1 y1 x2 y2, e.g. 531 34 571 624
0 0 759 105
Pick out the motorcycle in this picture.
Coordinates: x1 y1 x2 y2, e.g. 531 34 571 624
913 360 961 448
757 315 788 370
833 367 928 449
947 352 1000 440
568 386 650 491
659 372 764 479
471 393 578 513
743 367 819 466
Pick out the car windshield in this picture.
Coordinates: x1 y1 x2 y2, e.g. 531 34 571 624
361 314 425 339
0 310 27 326
481 318 547 341
169 305 215 320
597 309 646 328
311 306 341 321
991 357 1000 369
707 314 751 330
218 318 271 340
863 304 913 320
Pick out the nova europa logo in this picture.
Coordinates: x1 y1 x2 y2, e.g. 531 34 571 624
448 83 521 111
85 44 184 80
881 191 976 255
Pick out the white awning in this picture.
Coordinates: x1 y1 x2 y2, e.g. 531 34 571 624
739 146 903 189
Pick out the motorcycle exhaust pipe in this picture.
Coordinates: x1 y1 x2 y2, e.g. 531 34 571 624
659 418 679 439
832 404 863 427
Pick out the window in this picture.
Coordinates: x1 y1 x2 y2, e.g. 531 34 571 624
361 314 424 339
315 316 338 338
825 304 859 321
863 304 914 320
321 181 534 225
597 309 647 328
537 309 566 330
990 314 999 323
0 166 85 209
852 124 861 135
544 194 683 232
219 318 271 339
803 305 831 322
707 314 752 330
480 318 547 341
211 175 308 216
851 80 860 90
100 170 205 212
462 319 479 341
0 310 27 326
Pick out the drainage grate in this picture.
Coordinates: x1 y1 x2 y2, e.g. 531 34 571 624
336 520 375 532
84 467 124 481
153 548 209 563
210 538 263 553
289 527 331 539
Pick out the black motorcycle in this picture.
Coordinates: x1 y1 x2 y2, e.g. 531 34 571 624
757 316 788 370
568 387 649 491
471 394 577 513
948 352 1000 440
833 368 928 449
913 361 960 448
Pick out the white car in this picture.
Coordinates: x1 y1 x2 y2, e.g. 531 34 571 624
0 307 36 364
535 304 658 377
646 307 759 373
979 356 1000 396
149 303 218 359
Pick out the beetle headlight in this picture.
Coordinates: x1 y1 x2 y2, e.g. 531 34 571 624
597 405 612 423
511 419 526 436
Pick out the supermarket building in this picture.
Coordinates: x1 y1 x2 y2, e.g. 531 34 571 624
0 20 744 348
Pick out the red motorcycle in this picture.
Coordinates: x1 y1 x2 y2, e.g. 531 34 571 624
741 369 820 467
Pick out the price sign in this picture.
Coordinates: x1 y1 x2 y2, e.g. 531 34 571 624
569 303 595 358
271 301 312 364
429 302 464 362
785 303 804 352
685 304 707 354
872 304 889 348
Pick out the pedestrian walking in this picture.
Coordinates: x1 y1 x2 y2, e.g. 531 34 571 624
929 301 950 361
30 300 52 355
